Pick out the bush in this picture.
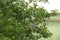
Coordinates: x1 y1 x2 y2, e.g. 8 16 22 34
0 0 53 40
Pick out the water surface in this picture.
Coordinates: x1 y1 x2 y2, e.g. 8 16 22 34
38 22 60 40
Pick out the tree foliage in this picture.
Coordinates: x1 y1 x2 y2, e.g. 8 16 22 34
0 0 55 40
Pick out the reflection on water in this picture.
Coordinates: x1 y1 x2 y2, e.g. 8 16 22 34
38 22 60 40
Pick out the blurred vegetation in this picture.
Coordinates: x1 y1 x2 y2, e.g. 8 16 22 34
0 0 58 40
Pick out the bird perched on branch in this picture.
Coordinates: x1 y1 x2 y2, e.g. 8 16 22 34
29 22 41 30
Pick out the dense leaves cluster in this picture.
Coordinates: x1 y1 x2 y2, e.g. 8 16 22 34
0 0 53 40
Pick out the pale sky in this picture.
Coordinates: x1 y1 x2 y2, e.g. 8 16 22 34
38 0 60 12
25 0 60 12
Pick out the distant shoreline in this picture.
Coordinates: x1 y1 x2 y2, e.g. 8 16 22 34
45 17 60 22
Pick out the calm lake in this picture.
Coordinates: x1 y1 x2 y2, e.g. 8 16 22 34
38 22 60 40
